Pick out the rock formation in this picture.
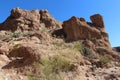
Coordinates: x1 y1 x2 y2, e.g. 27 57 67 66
0 8 61 31
40 10 62 28
90 14 105 28
62 14 110 48
0 8 41 31
0 8 120 80
63 16 101 40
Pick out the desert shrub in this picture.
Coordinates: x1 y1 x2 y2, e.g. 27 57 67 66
75 42 83 53
52 41 67 49
12 32 21 38
82 47 96 59
28 55 73 80
92 56 110 68
74 42 95 59
22 31 35 37
99 56 110 65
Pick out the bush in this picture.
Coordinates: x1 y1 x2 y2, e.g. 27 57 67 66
74 42 96 59
82 47 96 59
99 56 110 65
75 42 83 53
28 55 73 80
12 32 21 38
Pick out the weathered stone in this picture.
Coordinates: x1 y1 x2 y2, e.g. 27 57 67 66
0 48 7 55
79 17 86 22
63 16 101 41
1 8 41 31
90 14 105 28
8 44 41 65
40 10 62 28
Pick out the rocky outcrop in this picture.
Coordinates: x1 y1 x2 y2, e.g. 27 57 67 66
90 14 105 28
40 10 62 28
1 8 41 31
63 16 101 41
0 8 61 31
63 14 108 40
0 8 112 52
62 14 110 48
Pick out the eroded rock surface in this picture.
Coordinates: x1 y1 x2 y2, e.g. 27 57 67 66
1 8 41 31
62 14 110 48
63 16 101 41
40 10 62 28
0 8 61 31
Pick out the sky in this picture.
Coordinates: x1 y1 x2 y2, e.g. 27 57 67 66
0 0 120 47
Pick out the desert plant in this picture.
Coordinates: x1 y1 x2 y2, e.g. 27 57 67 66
75 42 84 54
99 56 110 65
82 47 96 59
28 55 73 80
52 41 67 49
12 32 21 38
22 31 35 37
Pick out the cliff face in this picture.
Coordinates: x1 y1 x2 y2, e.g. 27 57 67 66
0 8 120 80
62 14 110 48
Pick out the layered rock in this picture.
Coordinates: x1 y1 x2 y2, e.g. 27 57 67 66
63 16 101 41
62 14 110 48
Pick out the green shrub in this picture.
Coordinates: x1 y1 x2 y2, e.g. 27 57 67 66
99 56 110 65
22 31 35 37
75 42 83 53
82 47 96 59
52 41 67 49
12 32 21 38
28 55 73 80
74 42 96 59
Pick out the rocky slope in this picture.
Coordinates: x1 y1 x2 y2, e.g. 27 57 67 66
0 8 120 80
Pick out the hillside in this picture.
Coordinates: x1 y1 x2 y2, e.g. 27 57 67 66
0 8 120 80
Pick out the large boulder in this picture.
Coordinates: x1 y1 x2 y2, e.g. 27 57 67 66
5 43 41 68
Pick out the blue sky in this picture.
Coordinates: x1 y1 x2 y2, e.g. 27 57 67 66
0 0 120 47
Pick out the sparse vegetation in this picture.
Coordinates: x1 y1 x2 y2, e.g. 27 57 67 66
99 56 110 65
75 42 83 53
22 31 35 37
12 32 21 38
28 55 74 80
82 47 96 59
52 41 67 49
74 42 96 59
